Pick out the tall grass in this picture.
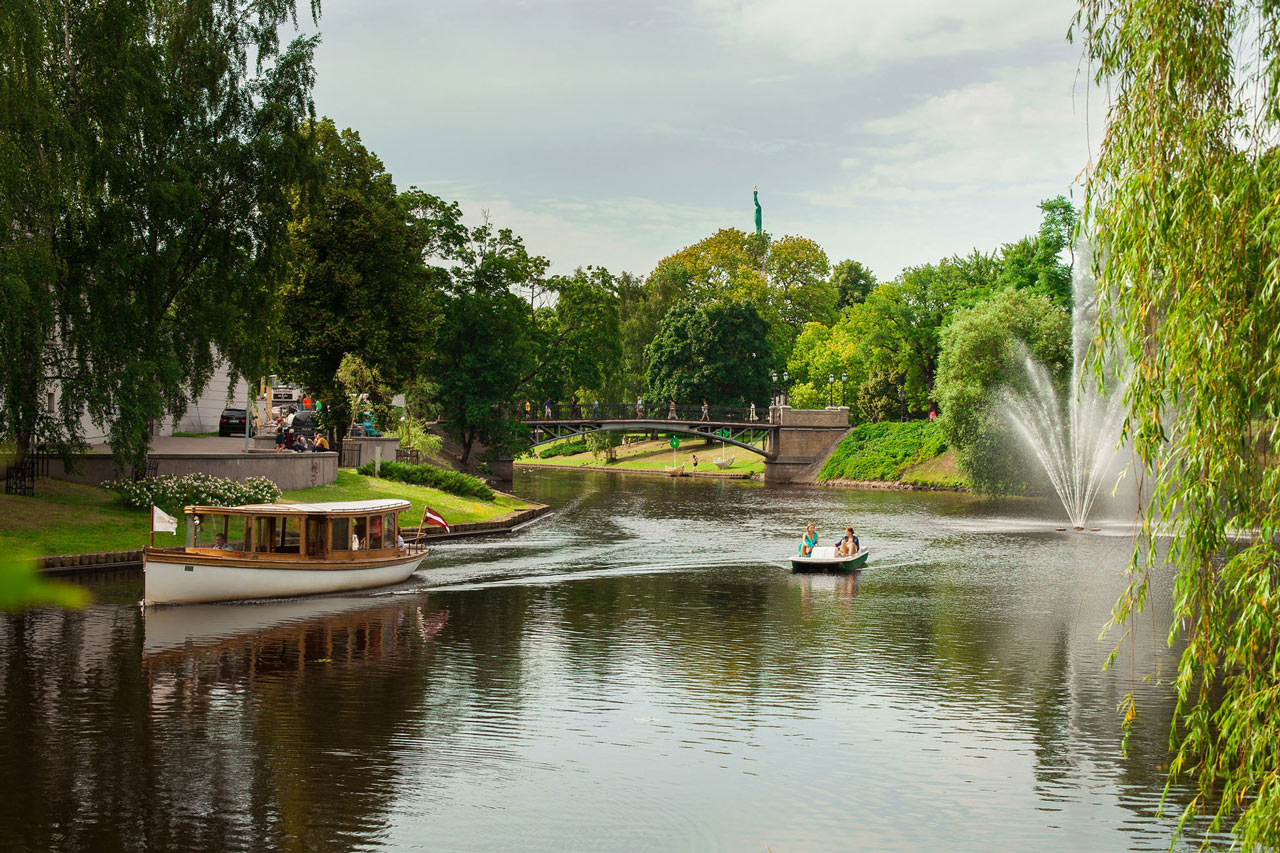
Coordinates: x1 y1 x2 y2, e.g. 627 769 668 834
817 421 947 482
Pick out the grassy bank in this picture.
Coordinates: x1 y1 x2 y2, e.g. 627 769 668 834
817 421 964 488
521 436 766 475
0 470 532 558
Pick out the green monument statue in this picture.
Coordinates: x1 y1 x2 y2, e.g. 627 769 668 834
753 185 762 234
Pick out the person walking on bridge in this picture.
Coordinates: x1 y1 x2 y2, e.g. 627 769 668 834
636 396 644 418
592 398 599 418
668 399 677 419
570 394 580 418
544 398 552 419
700 400 710 421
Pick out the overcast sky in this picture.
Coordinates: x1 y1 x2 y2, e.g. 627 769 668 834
307 0 1100 281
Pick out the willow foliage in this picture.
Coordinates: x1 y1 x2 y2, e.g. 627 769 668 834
1074 1 1280 844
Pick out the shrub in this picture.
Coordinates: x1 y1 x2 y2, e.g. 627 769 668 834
537 439 588 458
104 473 282 513
817 421 947 482
357 460 494 500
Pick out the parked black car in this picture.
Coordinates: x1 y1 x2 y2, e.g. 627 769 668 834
218 408 255 437
290 410 319 437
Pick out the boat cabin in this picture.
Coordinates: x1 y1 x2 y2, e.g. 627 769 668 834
178 499 412 561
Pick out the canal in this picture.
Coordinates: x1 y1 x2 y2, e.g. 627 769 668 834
0 469 1206 850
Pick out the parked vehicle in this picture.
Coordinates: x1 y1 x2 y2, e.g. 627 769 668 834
218 407 255 437
291 410 319 437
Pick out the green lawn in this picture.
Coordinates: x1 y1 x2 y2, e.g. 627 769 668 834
521 438 766 474
0 470 532 557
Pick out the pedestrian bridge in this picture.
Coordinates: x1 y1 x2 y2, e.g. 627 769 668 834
516 405 851 482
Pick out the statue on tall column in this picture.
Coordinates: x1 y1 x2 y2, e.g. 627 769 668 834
753 185 762 234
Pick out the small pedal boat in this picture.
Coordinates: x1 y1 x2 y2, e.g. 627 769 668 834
791 544 868 573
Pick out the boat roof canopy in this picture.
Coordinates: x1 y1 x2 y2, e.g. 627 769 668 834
184 499 411 517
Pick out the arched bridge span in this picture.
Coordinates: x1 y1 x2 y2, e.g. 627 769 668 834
526 419 776 459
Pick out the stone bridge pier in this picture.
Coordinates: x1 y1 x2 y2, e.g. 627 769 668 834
764 406 851 483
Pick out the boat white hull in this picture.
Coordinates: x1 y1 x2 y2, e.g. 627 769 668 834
143 555 423 605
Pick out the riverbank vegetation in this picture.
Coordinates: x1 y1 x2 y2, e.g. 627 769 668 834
816 422 953 485
0 473 528 558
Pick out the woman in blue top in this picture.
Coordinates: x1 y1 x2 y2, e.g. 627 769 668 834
799 523 818 557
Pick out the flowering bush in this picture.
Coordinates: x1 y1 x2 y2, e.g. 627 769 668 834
104 473 282 513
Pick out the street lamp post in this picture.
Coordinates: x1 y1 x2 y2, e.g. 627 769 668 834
841 371 847 408
827 373 834 407
770 370 778 407
782 371 789 406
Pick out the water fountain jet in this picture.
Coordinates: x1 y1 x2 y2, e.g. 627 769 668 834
1002 241 1127 531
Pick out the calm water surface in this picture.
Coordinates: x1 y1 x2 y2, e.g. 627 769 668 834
0 469 1205 851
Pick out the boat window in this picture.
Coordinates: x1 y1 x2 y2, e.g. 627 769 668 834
193 514 228 549
306 517 324 558
278 516 301 554
370 514 383 550
384 513 397 547
228 517 248 552
255 517 276 553
352 517 368 550
331 517 350 551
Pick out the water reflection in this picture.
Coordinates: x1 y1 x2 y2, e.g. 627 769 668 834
0 469 1216 850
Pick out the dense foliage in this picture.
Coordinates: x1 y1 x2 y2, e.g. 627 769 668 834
1074 0 1280 843
644 301 773 407
537 440 589 459
0 0 320 473
357 460 494 501
279 119 456 443
104 473 282 514
935 290 1070 494
817 421 948 482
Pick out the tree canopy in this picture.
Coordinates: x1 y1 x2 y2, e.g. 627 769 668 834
644 301 773 408
278 119 455 441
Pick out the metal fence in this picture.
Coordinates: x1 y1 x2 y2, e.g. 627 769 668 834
3 446 50 497
520 402 765 423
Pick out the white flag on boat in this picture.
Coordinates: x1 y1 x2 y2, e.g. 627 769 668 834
151 505 178 534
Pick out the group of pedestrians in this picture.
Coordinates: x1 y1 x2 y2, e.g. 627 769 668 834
520 397 761 422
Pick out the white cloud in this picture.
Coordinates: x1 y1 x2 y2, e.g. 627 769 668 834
693 0 1073 63
805 61 1099 208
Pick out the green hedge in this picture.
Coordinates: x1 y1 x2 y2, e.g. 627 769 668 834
357 460 494 500
817 421 947 482
537 439 588 458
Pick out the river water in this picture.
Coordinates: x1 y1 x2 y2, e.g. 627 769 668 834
0 469 1207 851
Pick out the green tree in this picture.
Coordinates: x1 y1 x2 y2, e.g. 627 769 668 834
995 196 1078 308
643 228 832 364
428 219 541 465
935 289 1070 494
644 301 773 407
1 0 321 473
527 266 622 403
1073 1 1280 844
831 259 877 309
279 119 455 443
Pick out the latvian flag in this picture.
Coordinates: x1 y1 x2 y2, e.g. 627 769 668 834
423 506 451 533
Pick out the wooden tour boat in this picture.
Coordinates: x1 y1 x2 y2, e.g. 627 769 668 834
143 499 426 606
791 545 869 573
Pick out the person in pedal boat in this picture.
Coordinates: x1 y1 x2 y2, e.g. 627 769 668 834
799 523 818 557
837 526 860 557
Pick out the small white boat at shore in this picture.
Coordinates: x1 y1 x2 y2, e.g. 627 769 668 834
143 499 425 606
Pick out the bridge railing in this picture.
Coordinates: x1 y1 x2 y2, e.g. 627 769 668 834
519 403 765 423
